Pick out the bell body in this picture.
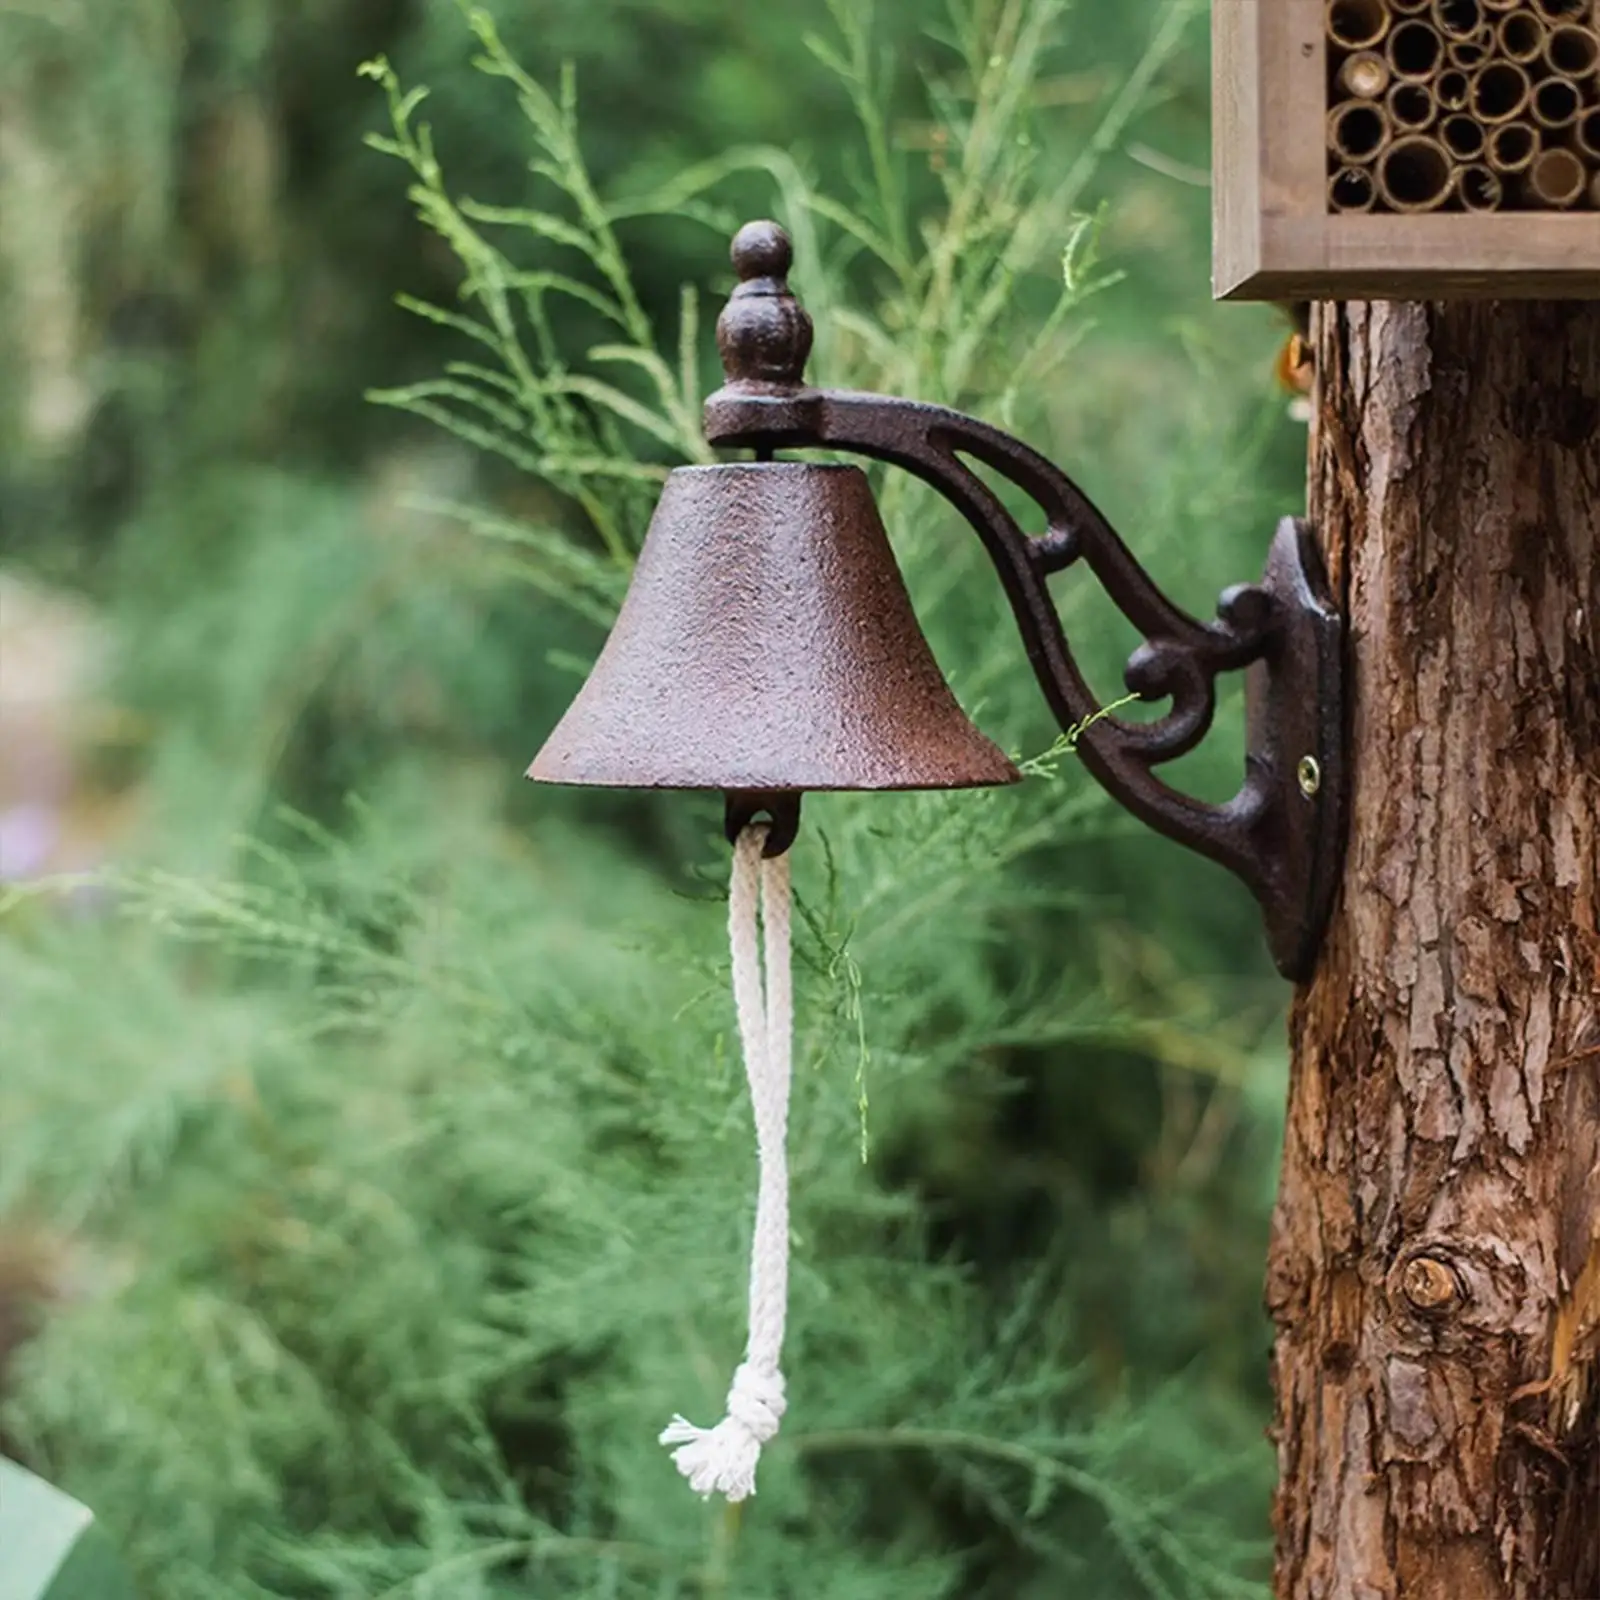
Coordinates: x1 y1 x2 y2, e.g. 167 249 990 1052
528 461 1019 793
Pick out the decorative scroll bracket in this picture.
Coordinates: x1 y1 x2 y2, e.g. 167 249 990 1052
706 221 1347 981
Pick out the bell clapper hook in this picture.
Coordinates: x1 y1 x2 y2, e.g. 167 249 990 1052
724 790 802 858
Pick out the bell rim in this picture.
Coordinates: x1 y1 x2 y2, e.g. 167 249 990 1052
524 767 1024 792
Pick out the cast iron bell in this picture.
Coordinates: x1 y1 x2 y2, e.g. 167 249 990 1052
528 459 1020 813
525 219 1346 977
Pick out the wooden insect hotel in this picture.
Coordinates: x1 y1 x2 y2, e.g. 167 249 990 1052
1213 0 1600 297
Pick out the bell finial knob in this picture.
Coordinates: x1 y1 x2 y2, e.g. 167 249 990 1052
731 219 792 282
717 220 813 391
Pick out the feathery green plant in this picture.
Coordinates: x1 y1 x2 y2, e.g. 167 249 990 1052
2 1 1293 1594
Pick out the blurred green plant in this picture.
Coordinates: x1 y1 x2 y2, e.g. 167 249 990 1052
1 0 1300 1595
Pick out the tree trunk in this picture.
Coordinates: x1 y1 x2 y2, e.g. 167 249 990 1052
1269 301 1600 1599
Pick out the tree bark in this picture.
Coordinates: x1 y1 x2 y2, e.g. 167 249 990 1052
1269 302 1600 1599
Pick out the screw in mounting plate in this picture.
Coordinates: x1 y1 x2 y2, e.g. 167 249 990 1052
1297 755 1321 798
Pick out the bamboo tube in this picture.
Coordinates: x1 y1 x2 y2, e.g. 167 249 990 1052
1327 0 1391 49
1448 33 1492 67
1482 0 1522 9
1434 0 1484 38
1488 120 1541 173
1577 107 1600 160
1328 99 1394 162
1591 172 1600 209
1442 112 1488 157
1329 165 1379 212
1339 50 1392 98
1391 0 1432 11
1437 68 1472 109
1388 80 1439 130
1534 0 1588 19
1527 145 1587 205
1498 12 1549 61
1389 18 1446 76
1471 61 1533 122
1533 76 1584 128
1458 163 1505 211
1377 136 1455 209
1546 24 1600 76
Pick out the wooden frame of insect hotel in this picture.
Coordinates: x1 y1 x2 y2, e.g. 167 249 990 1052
1213 0 1600 299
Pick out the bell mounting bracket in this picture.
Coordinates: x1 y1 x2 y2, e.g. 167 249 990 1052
705 221 1345 982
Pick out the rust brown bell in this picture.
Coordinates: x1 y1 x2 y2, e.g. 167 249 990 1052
527 460 1020 796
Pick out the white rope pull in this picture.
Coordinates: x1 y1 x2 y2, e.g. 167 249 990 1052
660 821 793 1502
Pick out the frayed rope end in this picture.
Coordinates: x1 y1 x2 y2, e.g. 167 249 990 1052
660 1362 786 1502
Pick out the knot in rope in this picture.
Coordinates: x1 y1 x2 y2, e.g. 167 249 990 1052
659 1363 787 1502
723 1360 787 1441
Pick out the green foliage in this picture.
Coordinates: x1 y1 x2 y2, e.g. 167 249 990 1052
1 0 1304 1595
